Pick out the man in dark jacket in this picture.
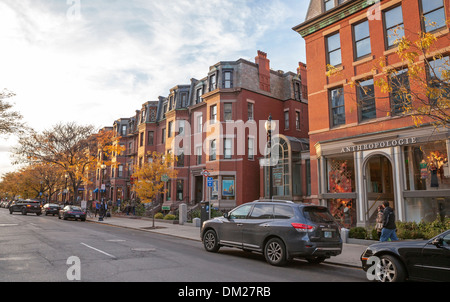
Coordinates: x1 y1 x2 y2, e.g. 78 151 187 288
380 201 398 242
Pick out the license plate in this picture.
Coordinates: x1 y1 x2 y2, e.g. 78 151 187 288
76 215 80 217
324 231 332 238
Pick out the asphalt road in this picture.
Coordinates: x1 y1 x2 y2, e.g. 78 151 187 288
0 208 367 284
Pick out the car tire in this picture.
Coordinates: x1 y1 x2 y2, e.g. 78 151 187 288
203 229 220 253
376 255 406 282
264 238 287 266
22 209 27 215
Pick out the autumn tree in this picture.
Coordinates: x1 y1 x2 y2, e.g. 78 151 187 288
13 123 125 203
132 151 178 204
0 172 21 199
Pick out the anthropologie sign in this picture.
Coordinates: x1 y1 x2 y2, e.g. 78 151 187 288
341 137 417 153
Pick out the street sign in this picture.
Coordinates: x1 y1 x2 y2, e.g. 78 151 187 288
201 170 210 177
161 174 169 182
207 177 214 187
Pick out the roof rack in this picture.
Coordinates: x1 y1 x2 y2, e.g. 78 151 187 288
256 199 294 204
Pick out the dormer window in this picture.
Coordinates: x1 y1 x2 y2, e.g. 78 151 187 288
196 87 203 104
324 0 345 12
209 73 216 92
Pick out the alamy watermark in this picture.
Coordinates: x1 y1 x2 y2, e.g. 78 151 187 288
66 256 81 281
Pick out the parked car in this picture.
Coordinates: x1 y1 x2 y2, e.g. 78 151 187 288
201 200 342 266
9 199 42 215
42 203 61 216
361 229 450 282
58 205 86 221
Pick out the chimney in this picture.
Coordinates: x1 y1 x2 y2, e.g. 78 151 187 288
297 62 308 100
255 50 270 92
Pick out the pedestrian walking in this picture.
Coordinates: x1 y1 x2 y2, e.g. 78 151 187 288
375 205 384 239
379 201 398 242
95 200 100 217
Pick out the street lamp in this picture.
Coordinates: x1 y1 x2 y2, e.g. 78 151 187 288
99 164 107 221
265 114 276 200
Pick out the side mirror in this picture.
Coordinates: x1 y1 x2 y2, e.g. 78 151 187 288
223 212 229 219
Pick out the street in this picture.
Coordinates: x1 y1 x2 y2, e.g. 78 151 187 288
0 209 366 283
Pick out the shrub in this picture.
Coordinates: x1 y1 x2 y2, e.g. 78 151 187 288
163 214 176 220
349 227 367 239
154 212 164 219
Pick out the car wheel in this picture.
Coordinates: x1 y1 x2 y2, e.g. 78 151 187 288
203 229 220 253
264 238 287 266
376 255 406 282
22 209 27 215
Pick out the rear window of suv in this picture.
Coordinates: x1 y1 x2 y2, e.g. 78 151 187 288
303 206 335 223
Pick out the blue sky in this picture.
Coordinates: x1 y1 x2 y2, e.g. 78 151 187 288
0 0 309 176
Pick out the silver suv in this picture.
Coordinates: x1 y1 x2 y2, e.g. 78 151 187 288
201 200 342 266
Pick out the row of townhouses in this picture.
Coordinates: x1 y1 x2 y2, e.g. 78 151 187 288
84 50 310 214
80 0 449 228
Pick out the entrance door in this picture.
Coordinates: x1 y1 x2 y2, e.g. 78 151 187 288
194 176 203 203
365 155 395 224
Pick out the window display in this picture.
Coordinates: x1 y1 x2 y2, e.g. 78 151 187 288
404 140 450 190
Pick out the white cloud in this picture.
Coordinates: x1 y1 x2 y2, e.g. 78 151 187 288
0 0 308 176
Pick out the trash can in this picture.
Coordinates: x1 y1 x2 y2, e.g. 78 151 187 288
200 201 210 226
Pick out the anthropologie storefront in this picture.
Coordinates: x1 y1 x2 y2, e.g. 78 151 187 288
315 126 449 228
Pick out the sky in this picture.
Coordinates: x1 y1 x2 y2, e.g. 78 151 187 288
0 0 309 177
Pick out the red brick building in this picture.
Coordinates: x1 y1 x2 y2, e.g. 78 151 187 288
294 0 449 227
85 51 310 211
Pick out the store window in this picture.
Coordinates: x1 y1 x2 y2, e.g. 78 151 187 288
328 198 356 228
404 140 450 191
327 155 356 193
404 197 449 223
222 176 235 200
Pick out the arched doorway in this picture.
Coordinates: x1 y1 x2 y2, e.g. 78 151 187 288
364 154 395 225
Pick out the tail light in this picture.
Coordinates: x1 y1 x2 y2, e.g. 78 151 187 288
291 223 315 232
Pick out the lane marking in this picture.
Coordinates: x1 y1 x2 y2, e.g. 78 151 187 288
80 243 117 259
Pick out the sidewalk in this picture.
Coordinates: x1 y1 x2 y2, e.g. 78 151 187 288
86 214 367 268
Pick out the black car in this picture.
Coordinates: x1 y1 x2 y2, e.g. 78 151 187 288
201 200 342 266
58 205 86 221
42 203 61 216
9 199 42 215
361 229 450 282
